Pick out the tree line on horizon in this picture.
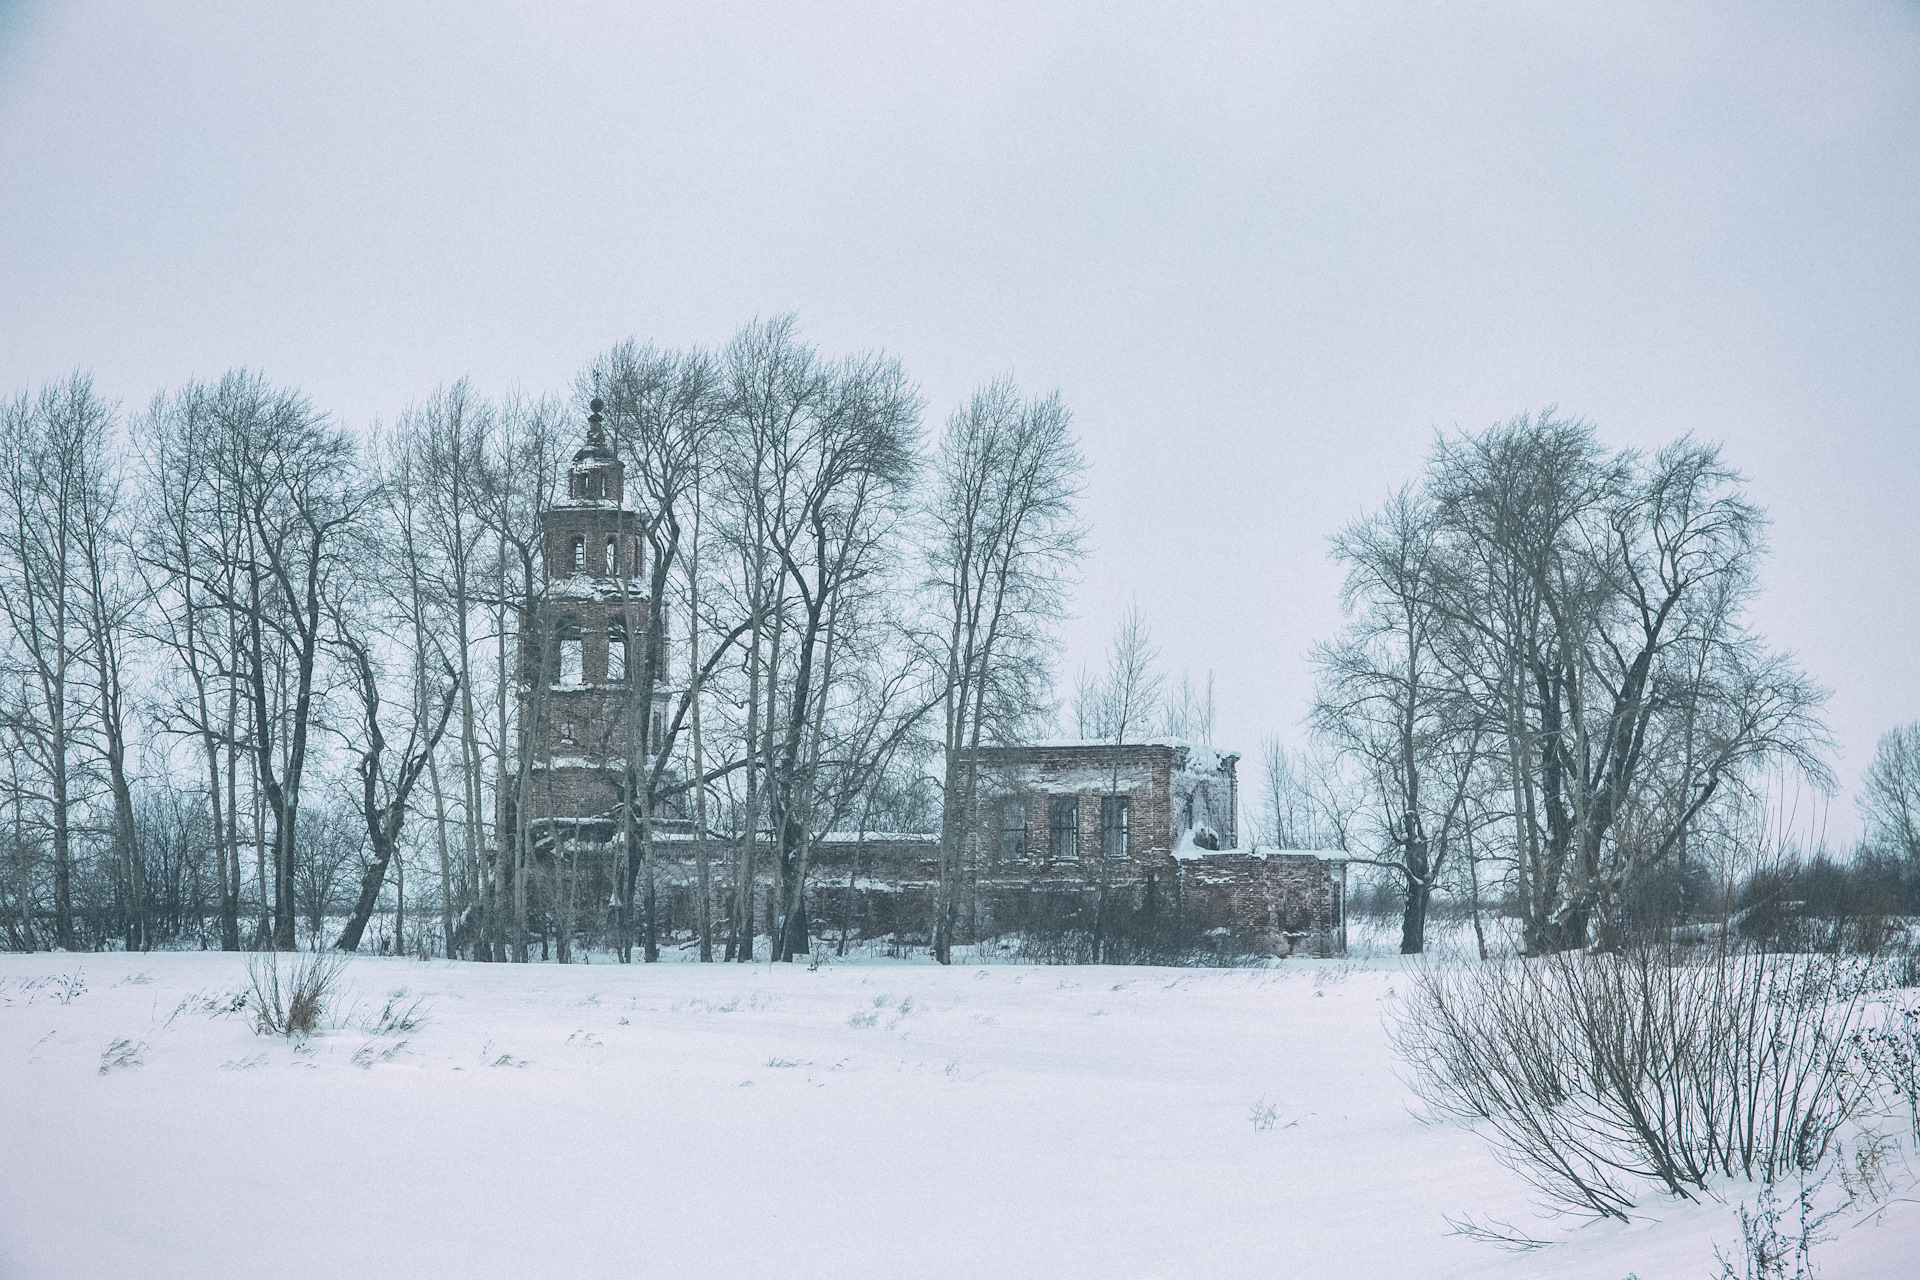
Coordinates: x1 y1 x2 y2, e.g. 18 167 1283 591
1 325 1912 962
0 317 1088 963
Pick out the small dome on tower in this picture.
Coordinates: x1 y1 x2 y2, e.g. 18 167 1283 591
576 396 614 463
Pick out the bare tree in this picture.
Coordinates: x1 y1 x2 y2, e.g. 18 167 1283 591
1859 722 1920 875
926 378 1084 963
476 392 565 961
184 372 371 950
1076 606 1163 963
1254 738 1346 851
767 350 920 963
291 804 360 937
1312 487 1482 953
72 396 144 950
404 382 496 954
330 601 460 952
1401 411 1829 952
136 384 247 949
0 375 116 950
1160 671 1216 743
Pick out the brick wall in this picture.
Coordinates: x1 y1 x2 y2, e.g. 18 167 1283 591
594 830 1344 958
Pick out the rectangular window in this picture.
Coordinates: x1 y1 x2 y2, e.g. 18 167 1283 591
999 800 1027 862
1048 797 1079 861
559 719 576 745
605 536 617 574
1101 795 1130 859
558 637 583 685
570 536 585 573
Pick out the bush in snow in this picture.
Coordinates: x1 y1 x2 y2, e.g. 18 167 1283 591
1391 946 1883 1221
246 949 346 1038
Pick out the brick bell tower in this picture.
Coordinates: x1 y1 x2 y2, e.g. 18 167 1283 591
523 396 656 845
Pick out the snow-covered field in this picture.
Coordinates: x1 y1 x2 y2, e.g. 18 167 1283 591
2 950 1913 1279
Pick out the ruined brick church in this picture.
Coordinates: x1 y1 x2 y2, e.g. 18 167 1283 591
520 402 1347 959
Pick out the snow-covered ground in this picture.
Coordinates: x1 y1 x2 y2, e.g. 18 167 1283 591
2 949 1913 1279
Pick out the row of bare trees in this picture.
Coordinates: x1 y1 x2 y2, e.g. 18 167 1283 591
0 319 1089 961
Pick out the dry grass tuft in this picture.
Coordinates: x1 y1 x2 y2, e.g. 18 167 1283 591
246 949 347 1038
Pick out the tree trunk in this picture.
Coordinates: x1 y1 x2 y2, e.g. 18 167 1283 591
1399 876 1430 955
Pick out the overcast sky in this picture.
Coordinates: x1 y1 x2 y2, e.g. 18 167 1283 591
3 2 1916 839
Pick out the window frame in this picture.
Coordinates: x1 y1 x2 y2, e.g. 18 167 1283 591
1100 794 1131 860
1048 796 1079 861
999 799 1028 862
555 624 584 686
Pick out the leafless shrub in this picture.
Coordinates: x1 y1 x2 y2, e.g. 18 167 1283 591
246 949 347 1038
1248 1098 1279 1131
1391 946 1881 1220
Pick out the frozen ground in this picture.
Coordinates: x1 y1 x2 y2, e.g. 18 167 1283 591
2 949 1913 1279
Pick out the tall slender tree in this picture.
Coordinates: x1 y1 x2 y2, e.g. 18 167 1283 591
925 380 1085 964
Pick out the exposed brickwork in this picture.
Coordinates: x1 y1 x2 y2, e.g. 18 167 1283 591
584 742 1345 958
518 397 663 836
1173 851 1347 958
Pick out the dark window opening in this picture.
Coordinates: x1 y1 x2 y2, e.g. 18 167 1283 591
605 535 617 574
556 624 583 685
999 800 1027 862
559 719 576 745
1048 797 1079 860
1101 795 1130 859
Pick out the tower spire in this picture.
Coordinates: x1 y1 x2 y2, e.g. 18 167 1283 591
575 396 614 465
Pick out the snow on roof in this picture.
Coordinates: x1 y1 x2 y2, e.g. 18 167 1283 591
543 578 645 602
991 737 1242 765
1171 833 1347 863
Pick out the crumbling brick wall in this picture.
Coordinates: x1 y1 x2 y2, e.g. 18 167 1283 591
615 832 1344 958
514 728 1344 958
1173 851 1346 957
